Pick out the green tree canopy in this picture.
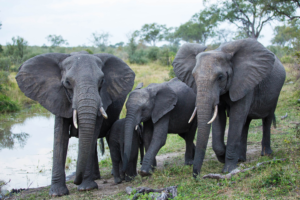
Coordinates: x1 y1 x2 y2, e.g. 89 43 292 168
263 0 300 21
175 7 219 44
140 23 166 46
203 0 287 39
6 36 28 61
46 35 68 48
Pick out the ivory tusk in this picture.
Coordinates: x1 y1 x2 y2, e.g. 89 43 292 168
207 105 218 124
188 107 197 124
100 107 108 119
73 109 78 129
135 125 138 130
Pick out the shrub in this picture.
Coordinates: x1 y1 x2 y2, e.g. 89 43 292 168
147 47 160 61
0 94 19 113
281 55 295 63
129 49 149 64
0 57 11 71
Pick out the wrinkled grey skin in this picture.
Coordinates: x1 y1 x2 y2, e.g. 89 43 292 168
172 39 286 177
108 118 143 184
123 78 197 176
15 51 135 196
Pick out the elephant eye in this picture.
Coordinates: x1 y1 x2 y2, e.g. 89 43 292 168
218 74 223 81
65 79 72 88
98 79 104 87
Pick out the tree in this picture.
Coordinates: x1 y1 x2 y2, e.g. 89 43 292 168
6 36 28 61
126 31 139 57
46 35 68 48
0 22 2 30
175 8 219 44
91 31 111 51
272 19 300 50
204 0 281 39
263 0 300 21
140 23 166 46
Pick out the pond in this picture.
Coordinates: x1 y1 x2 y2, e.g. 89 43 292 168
0 110 109 196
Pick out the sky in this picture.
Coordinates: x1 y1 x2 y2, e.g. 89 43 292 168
0 0 280 47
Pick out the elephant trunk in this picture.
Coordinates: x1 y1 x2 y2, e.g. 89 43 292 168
74 95 99 185
122 111 137 172
193 88 214 178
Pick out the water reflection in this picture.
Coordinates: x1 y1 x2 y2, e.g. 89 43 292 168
0 111 109 195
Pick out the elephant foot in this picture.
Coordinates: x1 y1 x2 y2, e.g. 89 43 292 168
222 162 238 173
238 155 247 162
138 169 152 177
184 159 194 166
93 171 101 180
216 154 226 163
114 177 122 184
125 173 137 182
49 183 69 197
77 180 98 191
261 147 273 156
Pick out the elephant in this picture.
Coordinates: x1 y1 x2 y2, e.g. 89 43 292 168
123 78 197 177
15 51 135 196
107 118 143 184
172 38 286 177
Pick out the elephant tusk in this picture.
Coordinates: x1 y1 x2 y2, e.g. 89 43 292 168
100 107 108 119
73 109 78 129
207 105 218 124
188 107 197 124
135 125 138 131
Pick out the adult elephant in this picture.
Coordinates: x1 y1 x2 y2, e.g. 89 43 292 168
16 51 135 196
123 78 197 176
172 39 286 177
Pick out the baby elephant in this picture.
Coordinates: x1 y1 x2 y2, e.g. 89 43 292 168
123 78 197 176
108 118 143 184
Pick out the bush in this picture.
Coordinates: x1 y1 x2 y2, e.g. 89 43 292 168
147 47 160 61
0 94 19 113
0 57 11 71
280 55 295 63
129 49 149 64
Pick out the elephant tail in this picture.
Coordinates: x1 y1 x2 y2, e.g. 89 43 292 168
272 114 277 129
100 138 105 156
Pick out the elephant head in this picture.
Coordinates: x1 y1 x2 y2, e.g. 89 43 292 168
123 81 177 172
173 39 275 177
16 52 135 184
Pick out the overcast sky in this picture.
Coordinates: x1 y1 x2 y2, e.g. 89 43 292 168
0 0 279 47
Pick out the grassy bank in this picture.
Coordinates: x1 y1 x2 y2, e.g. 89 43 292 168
5 63 300 199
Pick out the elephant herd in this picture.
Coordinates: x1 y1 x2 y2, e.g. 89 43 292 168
15 38 286 197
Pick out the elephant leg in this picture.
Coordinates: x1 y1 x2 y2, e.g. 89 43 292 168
139 114 169 177
111 148 122 184
238 118 252 162
179 121 196 165
212 104 227 163
49 116 70 197
261 114 273 156
93 144 101 180
223 98 251 173
142 120 156 168
77 118 102 191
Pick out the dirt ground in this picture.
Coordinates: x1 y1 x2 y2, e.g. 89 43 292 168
9 132 264 200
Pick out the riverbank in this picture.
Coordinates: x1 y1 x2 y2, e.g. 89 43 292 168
2 64 300 199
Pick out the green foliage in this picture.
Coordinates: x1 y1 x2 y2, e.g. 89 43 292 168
0 57 11 71
262 0 300 21
5 36 28 63
85 49 93 54
140 23 166 46
129 49 149 64
0 94 19 112
280 55 295 63
91 31 111 51
146 46 159 61
46 35 68 48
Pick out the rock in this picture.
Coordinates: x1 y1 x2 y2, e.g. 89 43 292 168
126 186 133 195
102 180 108 184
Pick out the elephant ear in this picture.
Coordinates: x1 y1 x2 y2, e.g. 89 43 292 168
95 54 135 109
135 82 143 90
218 38 275 101
15 53 72 118
172 43 207 93
151 85 177 124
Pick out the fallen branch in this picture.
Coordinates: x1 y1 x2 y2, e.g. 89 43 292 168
126 186 177 200
203 158 287 180
281 113 288 120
